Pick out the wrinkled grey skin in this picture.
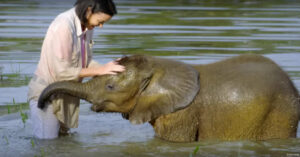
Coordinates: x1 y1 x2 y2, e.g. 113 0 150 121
38 54 300 142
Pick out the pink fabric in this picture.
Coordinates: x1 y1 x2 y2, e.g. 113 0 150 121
81 34 86 68
35 19 81 83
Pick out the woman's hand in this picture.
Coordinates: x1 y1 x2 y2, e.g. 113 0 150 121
98 60 125 75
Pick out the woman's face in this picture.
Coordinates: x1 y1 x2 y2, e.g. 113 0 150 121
85 9 112 30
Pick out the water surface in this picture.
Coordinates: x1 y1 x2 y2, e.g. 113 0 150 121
0 0 300 156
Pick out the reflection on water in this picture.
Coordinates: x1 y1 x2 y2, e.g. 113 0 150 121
0 0 300 156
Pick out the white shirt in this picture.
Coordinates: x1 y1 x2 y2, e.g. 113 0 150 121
36 7 98 84
28 8 100 128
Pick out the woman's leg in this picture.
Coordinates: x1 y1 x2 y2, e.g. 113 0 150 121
29 100 60 139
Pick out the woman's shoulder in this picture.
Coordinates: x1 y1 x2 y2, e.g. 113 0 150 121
56 8 76 21
49 8 76 33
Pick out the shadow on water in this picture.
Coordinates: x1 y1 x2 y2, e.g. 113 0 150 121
0 0 300 156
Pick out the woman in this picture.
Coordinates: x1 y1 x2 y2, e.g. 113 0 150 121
28 0 125 139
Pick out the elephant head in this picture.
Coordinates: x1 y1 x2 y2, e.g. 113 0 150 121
38 55 200 124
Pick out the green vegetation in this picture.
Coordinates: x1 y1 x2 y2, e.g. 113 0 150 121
288 71 300 79
19 100 28 127
31 139 35 148
0 38 42 52
0 101 29 116
189 145 200 157
33 148 47 157
31 139 48 157
7 104 10 114
40 148 46 157
1 98 29 126
0 71 31 88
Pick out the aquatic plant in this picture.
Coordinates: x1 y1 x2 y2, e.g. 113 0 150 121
0 101 29 116
31 139 35 148
189 145 200 157
18 98 28 127
25 74 30 83
10 63 21 75
7 105 11 114
0 63 32 88
34 148 46 157
40 148 46 157
0 66 3 80
20 109 28 126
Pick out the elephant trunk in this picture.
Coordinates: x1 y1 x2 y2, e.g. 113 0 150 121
37 81 90 109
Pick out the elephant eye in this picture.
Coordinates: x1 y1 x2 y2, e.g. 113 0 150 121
106 84 114 91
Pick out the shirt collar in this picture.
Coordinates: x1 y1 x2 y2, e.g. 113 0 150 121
73 8 88 37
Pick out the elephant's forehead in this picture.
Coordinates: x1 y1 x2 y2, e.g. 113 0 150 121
106 68 136 80
109 69 138 86
125 68 136 77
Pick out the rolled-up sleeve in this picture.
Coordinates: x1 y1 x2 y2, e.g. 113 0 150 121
45 21 81 81
88 59 101 68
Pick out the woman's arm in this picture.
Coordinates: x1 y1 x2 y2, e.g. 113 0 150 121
79 60 125 78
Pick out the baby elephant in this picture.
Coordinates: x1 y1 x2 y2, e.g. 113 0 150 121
38 54 300 142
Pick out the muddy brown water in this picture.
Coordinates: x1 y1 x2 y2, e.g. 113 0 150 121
0 0 300 156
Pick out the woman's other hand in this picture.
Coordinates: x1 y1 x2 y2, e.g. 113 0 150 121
79 60 125 78
100 60 125 75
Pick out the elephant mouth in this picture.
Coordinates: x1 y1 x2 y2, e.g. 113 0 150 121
91 104 104 112
90 101 112 112
91 102 106 112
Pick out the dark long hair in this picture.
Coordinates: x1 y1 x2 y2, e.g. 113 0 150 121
74 0 117 25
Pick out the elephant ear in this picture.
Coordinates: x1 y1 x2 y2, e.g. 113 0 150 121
128 58 200 124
